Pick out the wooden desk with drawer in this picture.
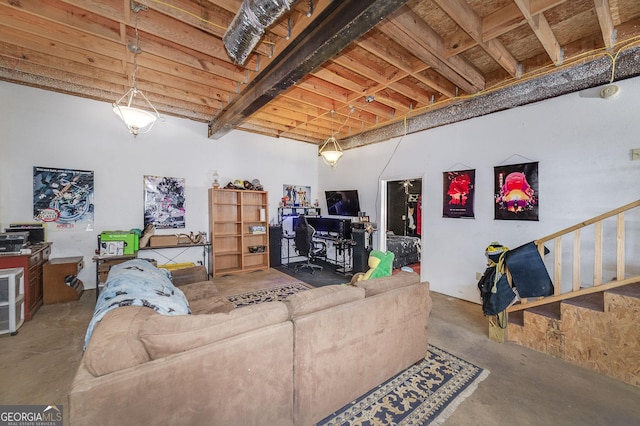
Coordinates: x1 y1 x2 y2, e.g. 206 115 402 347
43 256 84 304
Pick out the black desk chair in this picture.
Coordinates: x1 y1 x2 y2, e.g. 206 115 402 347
294 215 326 274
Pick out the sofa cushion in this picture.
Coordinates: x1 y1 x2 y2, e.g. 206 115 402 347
352 271 420 296
189 295 234 314
84 306 156 377
179 281 219 302
139 302 289 359
283 285 364 319
170 266 209 287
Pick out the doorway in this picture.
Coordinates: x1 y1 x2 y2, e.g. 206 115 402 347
386 179 422 237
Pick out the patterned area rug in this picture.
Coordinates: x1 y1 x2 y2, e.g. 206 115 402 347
227 282 311 307
317 345 489 426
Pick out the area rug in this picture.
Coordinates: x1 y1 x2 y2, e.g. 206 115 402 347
227 282 311 307
317 345 490 426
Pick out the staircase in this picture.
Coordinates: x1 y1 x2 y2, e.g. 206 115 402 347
504 200 640 387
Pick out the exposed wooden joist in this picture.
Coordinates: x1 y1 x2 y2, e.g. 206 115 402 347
384 6 485 91
514 0 563 65
207 0 409 139
433 0 520 77
594 0 616 49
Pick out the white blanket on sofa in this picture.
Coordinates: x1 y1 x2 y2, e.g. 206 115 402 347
83 259 190 349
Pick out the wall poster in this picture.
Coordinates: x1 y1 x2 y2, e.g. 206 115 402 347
494 162 539 221
443 169 475 218
33 166 94 229
144 175 186 229
282 184 311 207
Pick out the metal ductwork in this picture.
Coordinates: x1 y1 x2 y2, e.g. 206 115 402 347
223 0 298 65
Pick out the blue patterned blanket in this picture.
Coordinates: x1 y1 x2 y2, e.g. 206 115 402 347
83 259 190 349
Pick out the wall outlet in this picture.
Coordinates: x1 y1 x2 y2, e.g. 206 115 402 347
631 148 640 161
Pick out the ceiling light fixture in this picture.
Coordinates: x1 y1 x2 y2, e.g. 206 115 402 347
319 110 344 168
319 135 343 168
112 2 159 137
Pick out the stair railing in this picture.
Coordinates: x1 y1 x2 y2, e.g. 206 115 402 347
508 199 640 312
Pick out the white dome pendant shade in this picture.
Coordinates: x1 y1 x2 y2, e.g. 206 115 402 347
113 87 159 136
319 136 343 168
112 3 159 137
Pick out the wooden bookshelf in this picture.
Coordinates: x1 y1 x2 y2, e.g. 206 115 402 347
209 188 269 277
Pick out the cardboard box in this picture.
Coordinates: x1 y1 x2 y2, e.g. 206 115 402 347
149 235 178 247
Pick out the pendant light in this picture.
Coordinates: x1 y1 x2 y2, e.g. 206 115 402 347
319 110 343 168
112 3 160 137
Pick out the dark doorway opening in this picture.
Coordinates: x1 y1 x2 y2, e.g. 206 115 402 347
386 179 422 236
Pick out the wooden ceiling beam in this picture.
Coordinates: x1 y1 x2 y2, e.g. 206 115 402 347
0 3 123 59
332 49 390 84
389 78 437 107
530 0 568 15
513 0 563 65
385 6 485 91
379 21 478 93
444 0 567 57
433 0 520 77
593 0 616 49
311 64 375 96
357 34 453 97
207 0 409 139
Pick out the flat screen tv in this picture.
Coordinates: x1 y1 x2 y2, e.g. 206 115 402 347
325 190 361 217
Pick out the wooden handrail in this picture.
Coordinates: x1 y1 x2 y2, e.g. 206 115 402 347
535 199 640 244
508 199 640 313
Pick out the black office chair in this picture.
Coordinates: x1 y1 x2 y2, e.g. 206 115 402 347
294 215 326 274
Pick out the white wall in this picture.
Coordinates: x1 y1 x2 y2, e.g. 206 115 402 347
0 82 319 288
320 76 640 303
3 78 640 301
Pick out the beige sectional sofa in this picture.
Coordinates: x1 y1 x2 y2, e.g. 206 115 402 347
69 271 431 425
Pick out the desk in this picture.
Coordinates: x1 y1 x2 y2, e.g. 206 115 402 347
315 235 355 275
138 243 211 275
92 243 211 300
43 256 84 304
282 234 355 275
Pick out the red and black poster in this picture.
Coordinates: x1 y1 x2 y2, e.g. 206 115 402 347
443 169 475 218
494 162 539 221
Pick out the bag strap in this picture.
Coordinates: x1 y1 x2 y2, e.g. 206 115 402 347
491 250 509 294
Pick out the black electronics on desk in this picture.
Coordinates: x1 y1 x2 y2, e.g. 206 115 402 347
4 223 46 244
0 232 29 254
293 216 353 240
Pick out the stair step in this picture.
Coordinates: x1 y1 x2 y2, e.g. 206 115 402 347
563 292 605 312
606 282 640 298
526 301 561 320
508 310 524 326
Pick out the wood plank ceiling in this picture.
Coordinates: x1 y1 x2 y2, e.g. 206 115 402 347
2 0 640 148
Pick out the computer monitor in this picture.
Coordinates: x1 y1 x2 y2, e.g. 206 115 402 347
325 190 360 217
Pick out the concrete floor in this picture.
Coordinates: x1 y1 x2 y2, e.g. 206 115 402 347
1 268 639 425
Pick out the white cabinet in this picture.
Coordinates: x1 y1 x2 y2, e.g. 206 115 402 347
0 267 25 335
